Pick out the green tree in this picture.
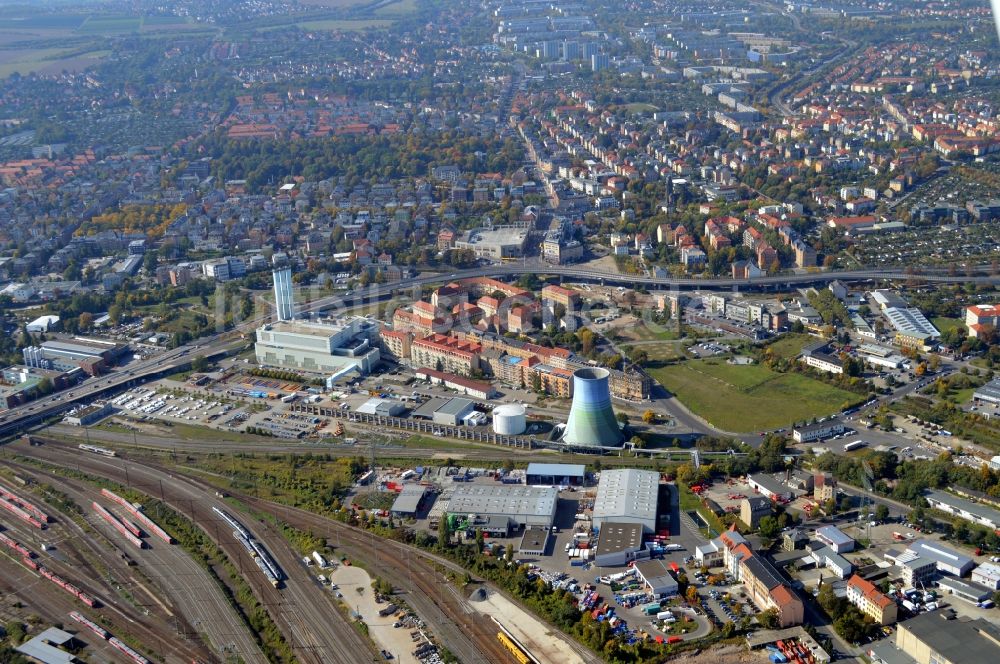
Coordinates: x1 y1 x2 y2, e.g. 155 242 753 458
758 608 780 629
191 355 209 372
875 504 890 522
758 515 780 539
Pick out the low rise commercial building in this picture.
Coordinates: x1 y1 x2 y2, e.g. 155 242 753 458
446 484 557 530
594 521 647 567
816 525 855 553
905 540 974 577
748 473 792 501
413 367 496 399
634 559 679 596
809 546 853 579
390 484 429 518
888 609 1000 664
924 490 1000 530
525 463 585 487
937 576 992 604
592 469 660 532
971 562 1000 590
973 379 1000 406
64 401 113 426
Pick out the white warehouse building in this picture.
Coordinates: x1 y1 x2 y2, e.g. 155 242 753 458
255 316 381 375
592 469 660 533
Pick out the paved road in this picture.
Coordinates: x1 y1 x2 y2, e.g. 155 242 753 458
3 261 1000 440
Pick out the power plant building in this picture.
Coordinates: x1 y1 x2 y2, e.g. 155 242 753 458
272 262 295 321
592 469 660 533
255 317 381 375
561 367 623 447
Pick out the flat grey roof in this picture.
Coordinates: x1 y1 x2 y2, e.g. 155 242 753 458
519 525 550 551
436 397 474 416
412 397 448 419
526 463 586 478
925 490 1000 526
974 379 1000 401
937 575 991 599
596 521 644 555
748 473 789 496
898 610 1000 664
447 484 557 524
907 540 973 570
390 484 427 514
15 627 76 664
593 469 659 524
816 525 854 547
635 558 677 587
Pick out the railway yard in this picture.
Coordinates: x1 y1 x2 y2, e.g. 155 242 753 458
2 434 592 664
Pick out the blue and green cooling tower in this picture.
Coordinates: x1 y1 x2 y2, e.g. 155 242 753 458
561 367 624 447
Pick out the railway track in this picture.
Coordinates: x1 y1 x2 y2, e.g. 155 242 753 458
11 438 377 664
16 436 604 664
4 462 264 663
0 469 213 663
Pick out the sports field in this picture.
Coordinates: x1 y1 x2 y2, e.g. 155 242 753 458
648 358 859 431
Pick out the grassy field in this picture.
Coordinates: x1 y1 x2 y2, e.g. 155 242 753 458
374 0 420 15
621 321 681 342
624 103 659 114
280 19 394 30
763 333 817 359
648 358 859 431
77 16 141 34
932 317 964 335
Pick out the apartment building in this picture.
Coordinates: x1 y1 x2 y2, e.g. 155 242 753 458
846 575 898 625
410 334 481 375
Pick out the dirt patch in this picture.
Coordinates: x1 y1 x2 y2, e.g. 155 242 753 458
467 588 585 664
328 565 421 663
666 644 770 663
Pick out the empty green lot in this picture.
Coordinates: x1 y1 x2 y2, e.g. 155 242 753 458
648 358 859 432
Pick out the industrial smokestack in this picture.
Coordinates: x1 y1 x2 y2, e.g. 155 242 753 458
561 367 624 447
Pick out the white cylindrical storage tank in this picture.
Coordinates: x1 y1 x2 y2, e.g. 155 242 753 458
492 404 527 435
